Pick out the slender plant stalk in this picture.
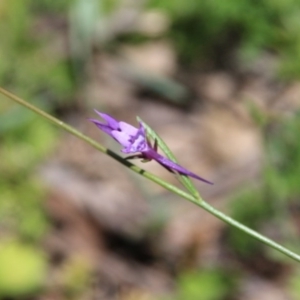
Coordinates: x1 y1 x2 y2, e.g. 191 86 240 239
1 86 300 263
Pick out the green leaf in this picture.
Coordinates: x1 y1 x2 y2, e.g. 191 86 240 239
137 116 201 200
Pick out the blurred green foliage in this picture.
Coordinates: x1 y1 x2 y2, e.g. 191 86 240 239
0 240 47 297
61 256 93 298
227 111 300 284
228 189 271 257
0 119 57 235
288 269 300 299
148 0 300 77
0 114 57 296
0 0 73 240
264 113 300 200
0 0 116 297
169 269 235 300
0 0 75 105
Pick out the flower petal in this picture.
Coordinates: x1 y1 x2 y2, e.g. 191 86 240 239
119 121 138 136
94 110 119 130
147 150 213 184
89 119 114 136
122 123 149 153
111 130 131 147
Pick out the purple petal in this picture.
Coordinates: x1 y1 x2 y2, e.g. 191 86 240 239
122 135 147 153
89 118 114 136
147 150 213 185
122 123 149 153
119 121 138 136
94 110 119 130
111 130 131 147
138 122 147 136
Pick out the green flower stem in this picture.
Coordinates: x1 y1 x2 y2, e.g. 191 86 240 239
1 86 300 263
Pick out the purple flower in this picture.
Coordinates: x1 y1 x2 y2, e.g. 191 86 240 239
89 110 213 184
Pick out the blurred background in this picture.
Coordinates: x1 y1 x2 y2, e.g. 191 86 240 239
1 0 300 299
